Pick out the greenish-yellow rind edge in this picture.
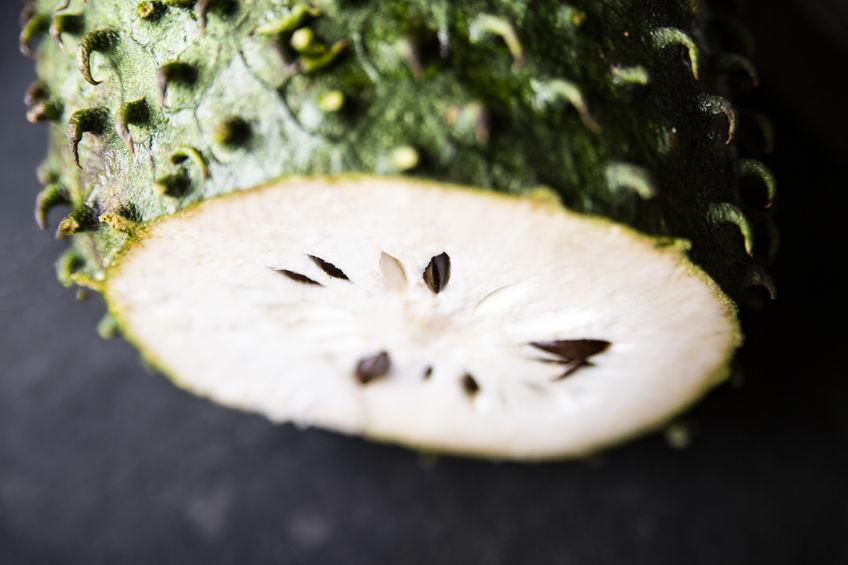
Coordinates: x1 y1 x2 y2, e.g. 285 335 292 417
103 173 743 462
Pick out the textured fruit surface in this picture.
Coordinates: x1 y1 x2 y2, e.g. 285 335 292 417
23 0 774 296
22 0 776 458
105 176 740 459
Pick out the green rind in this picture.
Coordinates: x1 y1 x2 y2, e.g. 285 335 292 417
25 0 772 301
103 173 742 461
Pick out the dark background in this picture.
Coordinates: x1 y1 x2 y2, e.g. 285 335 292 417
1 2 846 564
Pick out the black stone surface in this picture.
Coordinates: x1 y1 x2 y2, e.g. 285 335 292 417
1 3 846 564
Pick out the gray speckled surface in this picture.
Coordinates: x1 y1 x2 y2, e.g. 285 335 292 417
1 2 846 564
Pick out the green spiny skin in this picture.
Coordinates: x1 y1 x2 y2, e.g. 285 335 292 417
22 0 776 301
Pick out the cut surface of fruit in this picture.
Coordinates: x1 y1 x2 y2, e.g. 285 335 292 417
106 176 740 459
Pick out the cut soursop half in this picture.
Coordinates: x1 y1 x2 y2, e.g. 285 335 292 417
22 0 775 459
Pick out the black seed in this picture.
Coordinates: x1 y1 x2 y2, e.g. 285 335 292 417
276 269 322 286
462 373 480 396
355 351 391 384
530 339 610 380
530 339 610 360
556 360 595 381
308 255 349 281
423 252 451 294
422 366 433 380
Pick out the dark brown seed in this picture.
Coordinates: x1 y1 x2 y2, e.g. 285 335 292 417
530 339 610 360
461 373 480 396
276 269 322 286
308 255 349 280
355 351 391 384
556 360 594 381
423 366 433 380
423 252 451 294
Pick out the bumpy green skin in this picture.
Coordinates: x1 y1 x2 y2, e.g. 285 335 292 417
23 0 774 298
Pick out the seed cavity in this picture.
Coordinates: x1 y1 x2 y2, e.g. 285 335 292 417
462 373 480 396
355 351 391 385
308 255 349 281
276 269 322 286
379 252 408 291
423 252 451 294
78 29 118 85
531 339 611 380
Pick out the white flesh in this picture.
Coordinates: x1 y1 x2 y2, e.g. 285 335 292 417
107 176 740 459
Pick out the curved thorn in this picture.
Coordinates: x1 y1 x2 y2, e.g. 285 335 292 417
20 1 35 27
389 145 419 171
746 266 777 300
610 65 650 87
698 94 738 144
67 108 108 168
55 0 72 11
530 78 601 134
97 314 119 340
116 98 150 155
50 13 83 49
743 111 775 153
170 146 208 179
737 159 777 208
707 203 753 256
157 61 197 105
19 13 49 57
138 1 166 20
254 4 315 36
56 206 97 238
29 82 68 123
300 39 350 74
714 53 760 87
78 29 118 85
605 162 657 199
56 248 85 288
652 27 700 80
469 14 524 69
196 0 210 32
34 183 69 229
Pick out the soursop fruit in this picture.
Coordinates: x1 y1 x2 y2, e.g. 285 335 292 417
21 0 776 459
